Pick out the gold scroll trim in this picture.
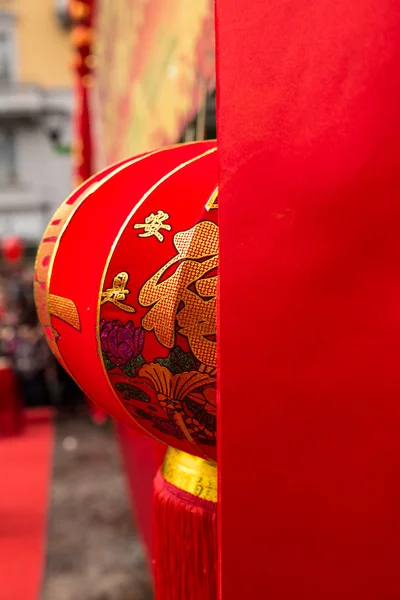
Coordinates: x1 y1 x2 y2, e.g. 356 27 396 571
162 447 217 503
48 294 81 331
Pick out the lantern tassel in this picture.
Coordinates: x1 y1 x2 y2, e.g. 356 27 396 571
152 447 217 600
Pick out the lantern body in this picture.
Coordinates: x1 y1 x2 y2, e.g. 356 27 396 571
34 141 218 461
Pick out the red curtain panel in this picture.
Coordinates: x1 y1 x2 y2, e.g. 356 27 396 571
216 0 400 598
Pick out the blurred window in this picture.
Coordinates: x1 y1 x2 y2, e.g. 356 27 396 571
0 129 16 185
0 31 13 82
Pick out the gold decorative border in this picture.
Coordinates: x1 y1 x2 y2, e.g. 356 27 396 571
97 144 217 449
162 446 217 502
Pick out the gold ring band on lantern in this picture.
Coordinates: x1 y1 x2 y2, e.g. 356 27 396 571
162 447 217 503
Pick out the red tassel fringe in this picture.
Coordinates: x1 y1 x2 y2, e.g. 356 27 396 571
153 470 217 600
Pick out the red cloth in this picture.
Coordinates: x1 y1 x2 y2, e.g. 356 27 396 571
0 409 54 600
217 0 400 598
0 362 24 436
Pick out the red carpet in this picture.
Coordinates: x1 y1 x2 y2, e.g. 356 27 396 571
0 409 54 600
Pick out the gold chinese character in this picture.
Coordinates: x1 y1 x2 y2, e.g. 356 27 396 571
100 272 136 313
139 221 218 367
133 210 171 242
205 187 218 211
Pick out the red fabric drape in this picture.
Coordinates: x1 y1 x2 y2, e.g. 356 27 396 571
217 0 400 598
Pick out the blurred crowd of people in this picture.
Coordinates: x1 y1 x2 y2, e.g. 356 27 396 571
0 264 84 413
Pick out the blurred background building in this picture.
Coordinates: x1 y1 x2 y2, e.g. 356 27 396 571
0 0 73 256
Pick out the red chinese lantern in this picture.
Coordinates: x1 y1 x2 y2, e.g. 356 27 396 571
34 141 218 600
2 235 24 265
